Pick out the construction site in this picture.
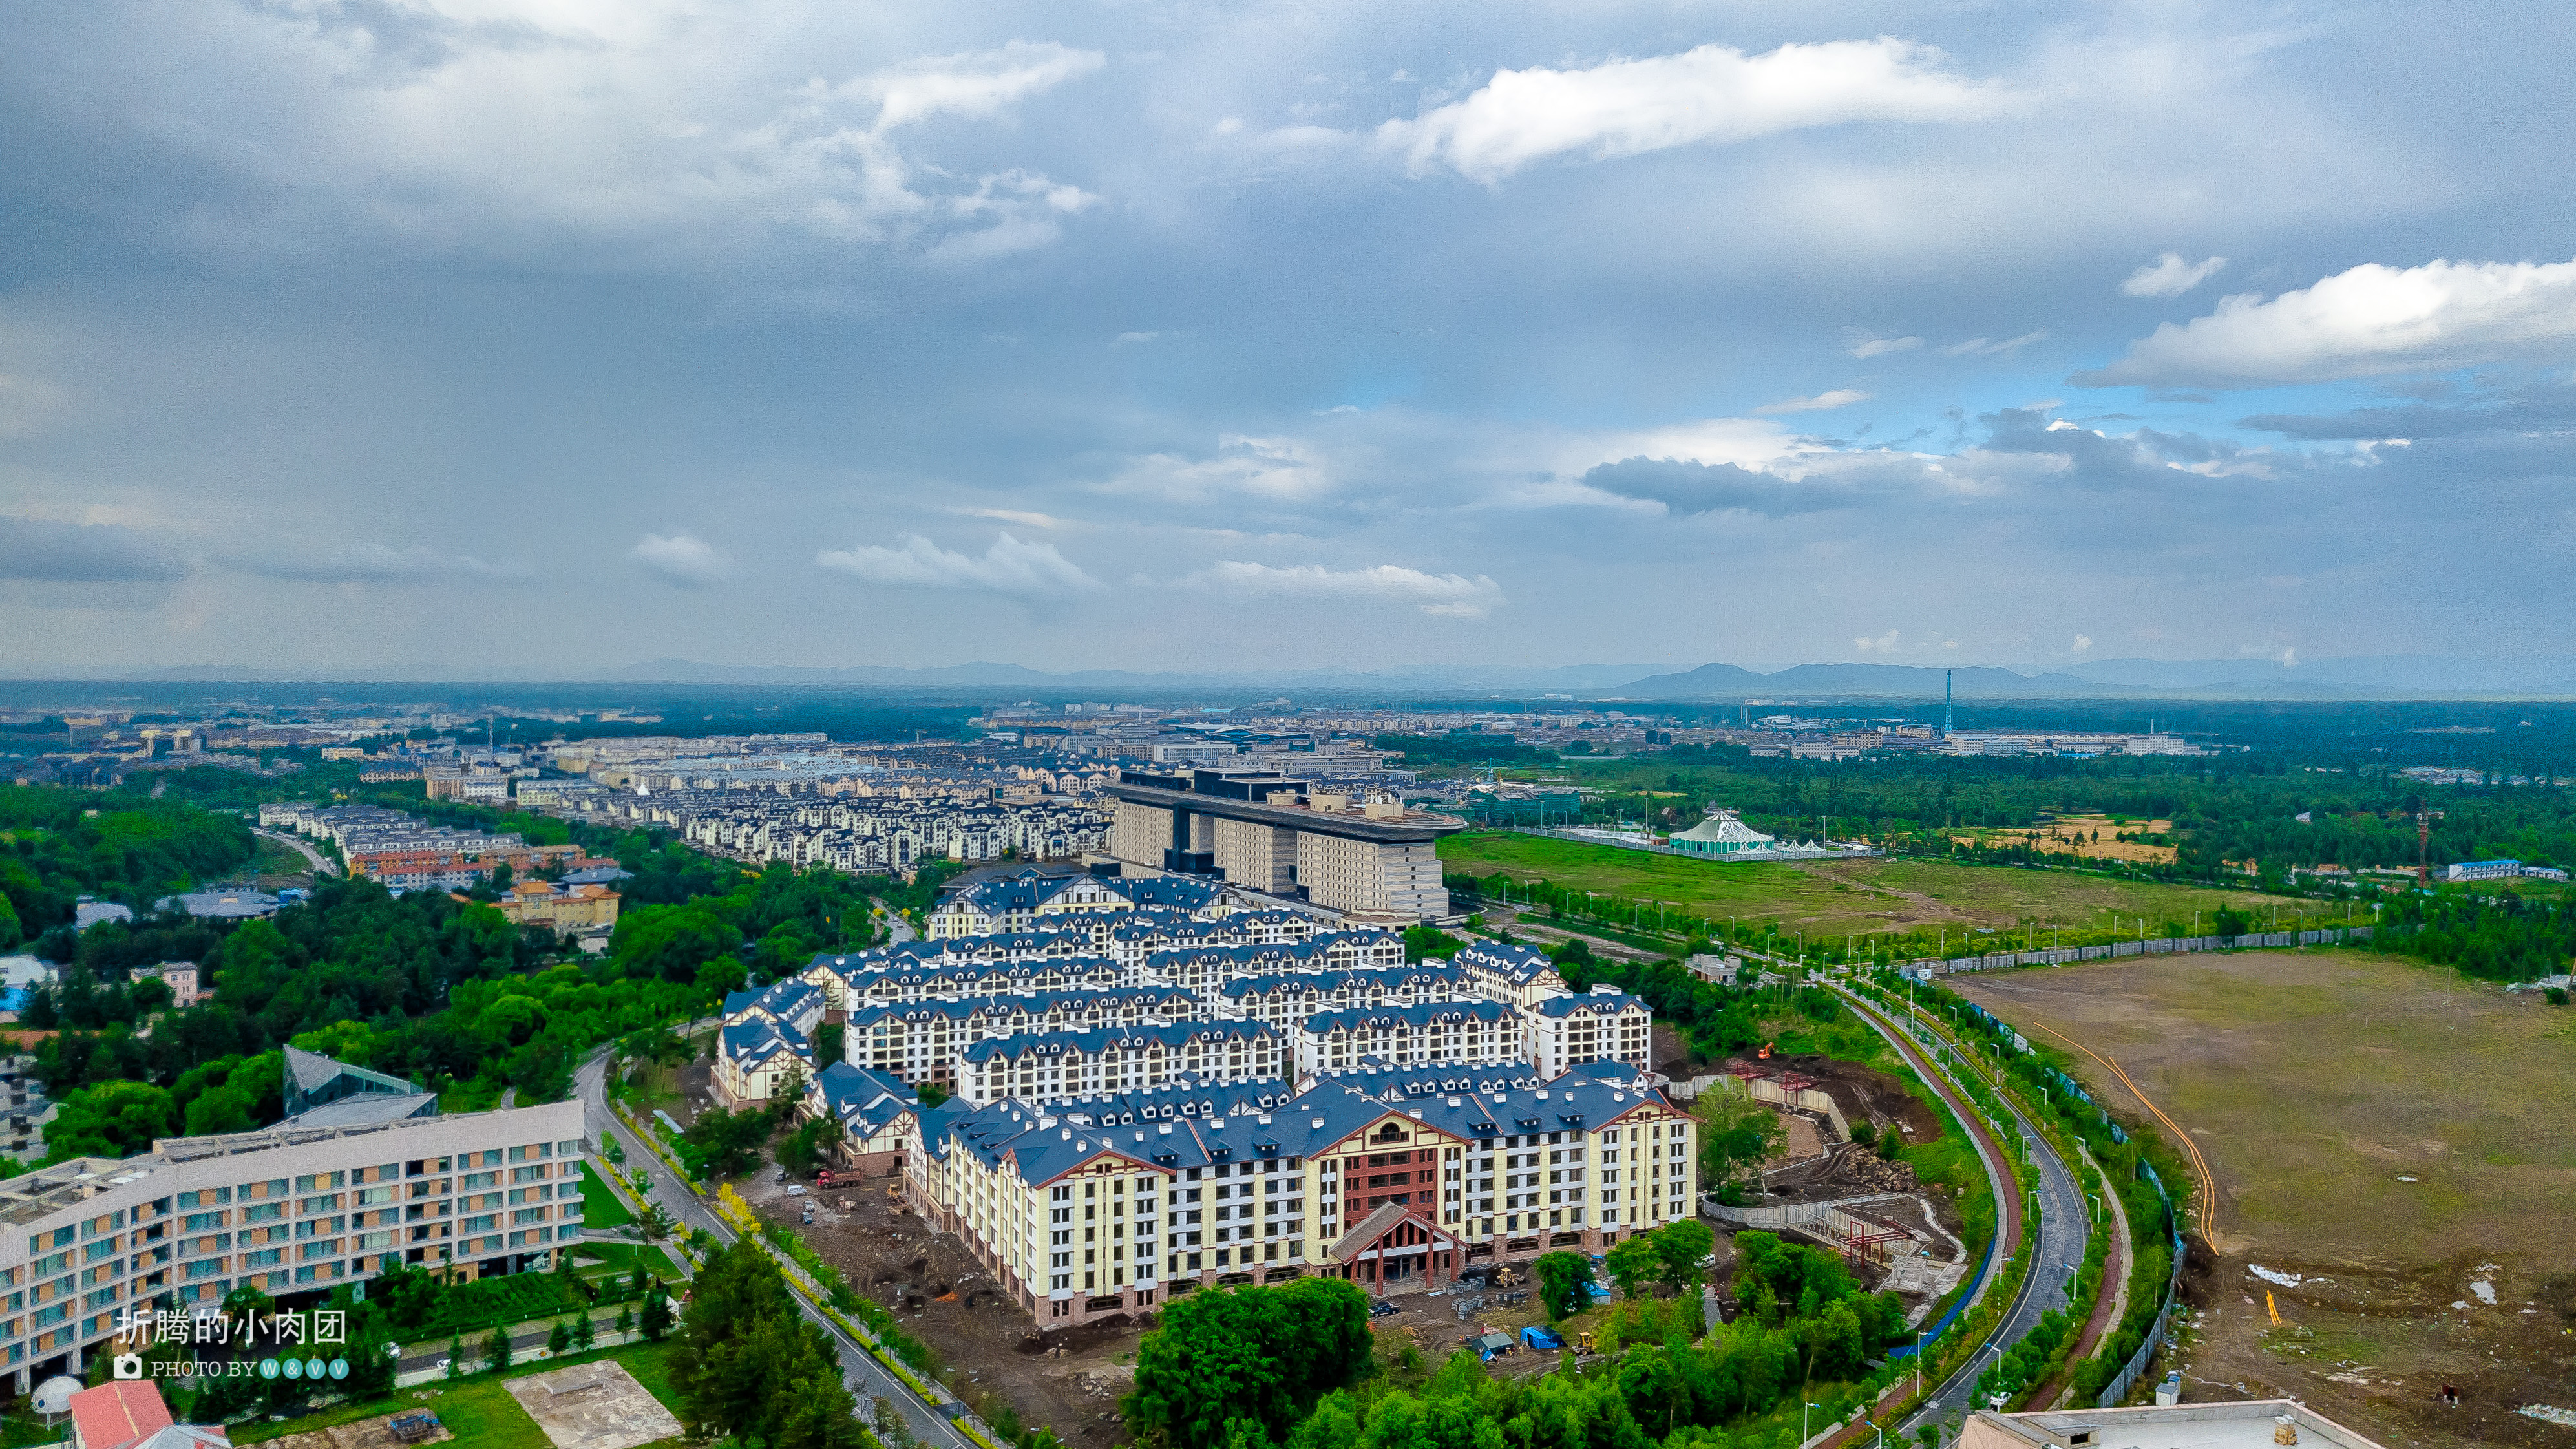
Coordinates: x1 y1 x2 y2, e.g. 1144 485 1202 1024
1681 1053 1977 1324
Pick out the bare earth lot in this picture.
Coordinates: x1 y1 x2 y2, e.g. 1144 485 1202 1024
1954 949 2576 1449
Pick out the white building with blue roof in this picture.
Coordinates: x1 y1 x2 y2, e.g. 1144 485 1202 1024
715 1015 814 1106
925 868 1227 938
847 987 1203 1088
956 1021 1287 1106
800 1062 922 1175
1452 940 1569 1008
907 1059 1696 1329
1291 999 1523 1079
1526 986 1654 1077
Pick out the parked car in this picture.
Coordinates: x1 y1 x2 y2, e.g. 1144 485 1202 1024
1367 1299 1400 1318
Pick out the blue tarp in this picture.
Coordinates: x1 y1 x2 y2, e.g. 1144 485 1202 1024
1520 1326 1563 1350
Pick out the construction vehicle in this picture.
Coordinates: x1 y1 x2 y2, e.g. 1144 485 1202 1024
1574 1331 1596 1354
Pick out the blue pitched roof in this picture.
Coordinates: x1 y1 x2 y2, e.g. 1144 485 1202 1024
959 1019 1280 1064
1530 989 1648 1019
846 985 1202 1028
1298 999 1519 1033
1454 940 1559 983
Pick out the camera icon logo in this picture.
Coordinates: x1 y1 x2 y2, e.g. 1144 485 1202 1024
112 1354 143 1380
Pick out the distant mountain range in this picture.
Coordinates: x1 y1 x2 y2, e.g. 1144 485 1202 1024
25 655 2576 698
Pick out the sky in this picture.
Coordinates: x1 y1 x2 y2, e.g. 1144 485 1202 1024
3 0 2574 678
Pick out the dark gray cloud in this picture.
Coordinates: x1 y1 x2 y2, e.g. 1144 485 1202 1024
2241 381 2576 440
0 517 187 581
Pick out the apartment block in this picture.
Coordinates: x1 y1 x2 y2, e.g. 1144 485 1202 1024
0 1050 582 1388
909 1060 1696 1327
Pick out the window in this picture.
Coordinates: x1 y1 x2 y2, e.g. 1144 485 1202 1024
242 1203 282 1224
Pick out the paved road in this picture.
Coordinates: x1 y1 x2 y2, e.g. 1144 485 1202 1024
574 1050 974 1449
1828 988 2085 1441
873 898 917 944
255 828 337 876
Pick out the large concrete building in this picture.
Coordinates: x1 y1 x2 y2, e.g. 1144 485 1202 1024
0 1050 582 1388
1106 768 1466 922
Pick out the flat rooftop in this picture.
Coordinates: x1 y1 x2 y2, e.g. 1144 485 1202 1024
1967 1402 2389 1449
1108 778 1465 844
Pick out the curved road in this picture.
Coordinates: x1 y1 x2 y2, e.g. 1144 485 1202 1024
574 1048 974 1449
255 828 338 876
1828 987 2088 1440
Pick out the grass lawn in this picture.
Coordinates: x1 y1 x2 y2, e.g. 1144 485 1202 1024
1439 831 2319 949
232 1342 681 1448
580 1162 635 1229
572 1242 681 1282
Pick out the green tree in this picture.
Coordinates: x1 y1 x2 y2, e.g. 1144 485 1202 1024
670 1242 863 1448
641 1290 673 1341
573 1314 596 1352
1123 1277 1374 1449
487 1326 514 1372
1650 1219 1715 1292
547 1319 572 1356
1694 1092 1786 1203
43 1079 176 1161
1532 1251 1595 1322
445 1335 467 1380
1604 1236 1661 1300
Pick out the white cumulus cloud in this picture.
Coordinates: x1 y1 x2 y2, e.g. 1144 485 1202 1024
2121 253 2228 298
1755 389 1872 414
815 532 1101 598
1375 38 2014 182
629 532 735 588
2081 255 2576 388
1848 334 1923 359
1171 562 1506 618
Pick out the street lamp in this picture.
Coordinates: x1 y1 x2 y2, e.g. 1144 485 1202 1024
1804 1403 1824 1444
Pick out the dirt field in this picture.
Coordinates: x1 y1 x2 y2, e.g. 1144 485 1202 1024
1441 833 2307 946
1952 949 2576 1449
735 1165 1149 1447
1950 814 2179 865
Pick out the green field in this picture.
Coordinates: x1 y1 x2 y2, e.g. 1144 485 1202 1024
580 1161 635 1228
236 1342 679 1448
1439 830 2321 949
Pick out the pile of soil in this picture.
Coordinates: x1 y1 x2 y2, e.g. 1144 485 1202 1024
1763 1053 1947 1147
734 1168 1148 1447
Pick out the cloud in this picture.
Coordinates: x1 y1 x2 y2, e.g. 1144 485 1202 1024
53 19 1104 273
1110 436 1329 501
1942 330 2048 357
1855 629 1899 653
226 544 528 583
629 532 735 588
1581 458 1859 516
951 507 1070 529
1847 334 1923 359
2071 633 2093 653
2122 253 2228 298
851 41 1104 133
2079 255 2576 388
1373 38 2015 182
1754 389 1872 414
1170 561 1505 618
0 517 187 582
815 531 1100 598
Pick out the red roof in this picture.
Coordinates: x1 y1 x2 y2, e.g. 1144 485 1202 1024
70 1381 172 1449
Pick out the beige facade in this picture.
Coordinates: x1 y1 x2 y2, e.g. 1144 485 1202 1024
1294 832 1448 918
1211 817 1297 893
911 1073 1696 1326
